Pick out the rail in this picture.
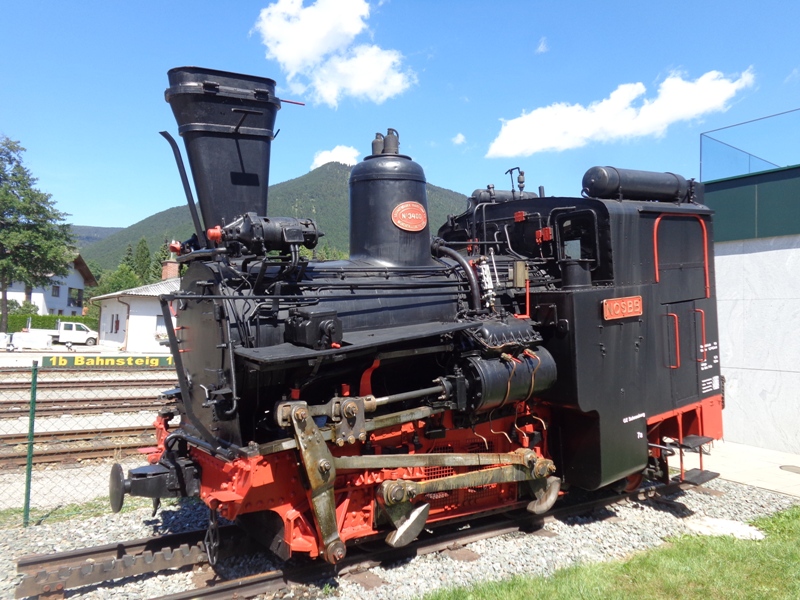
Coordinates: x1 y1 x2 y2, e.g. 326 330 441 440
0 361 178 521
14 478 709 599
0 426 155 468
1 378 177 391
0 398 171 419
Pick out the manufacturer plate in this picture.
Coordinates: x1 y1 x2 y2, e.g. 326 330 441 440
602 295 643 320
391 201 428 232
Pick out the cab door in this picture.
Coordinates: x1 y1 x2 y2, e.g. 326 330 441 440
653 212 710 409
663 301 700 406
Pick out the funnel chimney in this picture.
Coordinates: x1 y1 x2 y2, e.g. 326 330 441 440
165 67 281 228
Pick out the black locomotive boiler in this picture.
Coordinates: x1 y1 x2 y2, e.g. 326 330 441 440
110 67 723 565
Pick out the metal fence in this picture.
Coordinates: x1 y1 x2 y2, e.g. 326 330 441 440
0 356 177 527
700 107 800 182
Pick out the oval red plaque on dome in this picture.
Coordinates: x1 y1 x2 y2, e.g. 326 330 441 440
391 201 428 232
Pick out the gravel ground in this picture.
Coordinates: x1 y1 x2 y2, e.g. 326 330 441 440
1 478 797 600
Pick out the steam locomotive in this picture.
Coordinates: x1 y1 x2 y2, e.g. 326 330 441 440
109 67 723 565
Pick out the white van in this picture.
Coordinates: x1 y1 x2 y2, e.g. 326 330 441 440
27 322 99 346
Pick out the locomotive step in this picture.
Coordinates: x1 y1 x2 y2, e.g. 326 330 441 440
677 468 719 486
676 435 715 450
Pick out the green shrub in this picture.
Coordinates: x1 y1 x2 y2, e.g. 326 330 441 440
7 314 99 333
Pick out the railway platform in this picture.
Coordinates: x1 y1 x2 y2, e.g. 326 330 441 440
0 345 169 368
681 440 800 498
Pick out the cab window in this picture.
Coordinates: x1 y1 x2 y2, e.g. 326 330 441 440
555 209 599 264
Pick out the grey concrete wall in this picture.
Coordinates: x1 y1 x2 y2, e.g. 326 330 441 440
715 234 800 453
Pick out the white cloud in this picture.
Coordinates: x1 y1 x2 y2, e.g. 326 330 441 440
255 0 368 78
486 68 755 158
310 145 360 169
254 0 415 107
309 45 416 106
452 133 466 145
535 37 548 54
785 67 800 84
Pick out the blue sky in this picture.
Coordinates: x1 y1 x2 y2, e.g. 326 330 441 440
2 0 799 228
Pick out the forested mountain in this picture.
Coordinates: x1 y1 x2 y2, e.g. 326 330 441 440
70 225 124 250
81 162 469 270
80 206 195 270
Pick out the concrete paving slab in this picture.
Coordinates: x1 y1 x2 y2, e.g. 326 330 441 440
680 440 800 497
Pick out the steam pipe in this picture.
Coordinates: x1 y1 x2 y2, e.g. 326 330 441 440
159 131 208 248
432 238 482 311
372 384 450 407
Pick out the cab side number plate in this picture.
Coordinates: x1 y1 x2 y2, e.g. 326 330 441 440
602 296 643 320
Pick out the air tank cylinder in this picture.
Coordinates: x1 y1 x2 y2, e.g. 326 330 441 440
349 129 435 266
462 347 557 413
582 166 689 202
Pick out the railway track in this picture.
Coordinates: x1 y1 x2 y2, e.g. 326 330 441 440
0 365 175 381
13 476 714 600
0 368 176 416
0 366 174 466
0 397 171 418
0 440 153 467
0 368 177 396
0 425 153 445
0 426 157 467
1 377 177 391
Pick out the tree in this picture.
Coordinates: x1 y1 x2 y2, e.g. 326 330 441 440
149 242 171 283
84 258 104 281
95 264 141 296
121 244 135 271
300 243 348 261
133 237 151 283
83 263 140 322
0 136 74 333
7 299 39 315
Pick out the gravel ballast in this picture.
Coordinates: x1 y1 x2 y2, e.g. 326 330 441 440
1 478 797 600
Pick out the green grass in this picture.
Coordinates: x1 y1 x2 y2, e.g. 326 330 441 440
0 496 161 529
422 506 800 600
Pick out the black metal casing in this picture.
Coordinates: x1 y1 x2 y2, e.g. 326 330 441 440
439 188 721 489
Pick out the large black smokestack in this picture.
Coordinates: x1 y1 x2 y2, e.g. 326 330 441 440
165 67 281 228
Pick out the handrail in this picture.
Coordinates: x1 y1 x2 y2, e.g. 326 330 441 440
666 312 680 369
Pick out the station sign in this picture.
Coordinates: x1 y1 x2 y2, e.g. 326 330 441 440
42 355 174 368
